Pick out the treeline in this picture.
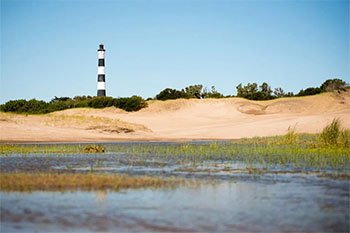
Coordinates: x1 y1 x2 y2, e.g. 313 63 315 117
154 85 224 100
236 78 347 100
154 78 348 101
0 95 147 114
0 78 347 114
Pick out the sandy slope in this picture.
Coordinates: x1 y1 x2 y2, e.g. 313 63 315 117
1 91 349 142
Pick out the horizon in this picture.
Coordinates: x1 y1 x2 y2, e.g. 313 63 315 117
1 0 349 103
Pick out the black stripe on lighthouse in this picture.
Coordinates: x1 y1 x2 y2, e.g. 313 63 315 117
97 90 106 96
98 59 105 66
97 43 106 97
98 74 105 82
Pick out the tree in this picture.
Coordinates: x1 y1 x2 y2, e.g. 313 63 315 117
297 87 322 96
203 86 224 98
320 78 347 92
236 83 258 99
50 96 71 103
236 82 274 100
155 88 185 100
184 84 204 99
273 87 285 98
259 82 273 100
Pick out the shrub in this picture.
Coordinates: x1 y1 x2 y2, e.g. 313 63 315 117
183 85 204 99
0 99 27 113
297 87 323 96
236 82 275 100
0 99 48 114
88 97 114 108
155 88 186 100
114 95 147 112
0 95 148 114
203 86 224 98
320 79 347 92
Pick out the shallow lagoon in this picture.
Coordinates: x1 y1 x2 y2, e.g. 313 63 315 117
2 175 349 232
1 143 349 232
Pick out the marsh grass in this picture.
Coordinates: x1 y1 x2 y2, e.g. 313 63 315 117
0 173 182 192
319 118 350 148
83 145 105 153
283 125 299 145
0 120 349 170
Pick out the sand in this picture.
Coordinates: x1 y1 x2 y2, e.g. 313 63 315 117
1 91 349 142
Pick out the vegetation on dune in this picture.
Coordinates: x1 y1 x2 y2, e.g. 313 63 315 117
0 173 181 192
236 78 348 100
0 95 147 114
155 84 224 100
0 78 347 113
155 78 347 101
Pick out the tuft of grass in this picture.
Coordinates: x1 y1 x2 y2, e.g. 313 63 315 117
339 129 350 148
83 145 105 153
283 125 299 145
0 173 182 192
319 118 349 148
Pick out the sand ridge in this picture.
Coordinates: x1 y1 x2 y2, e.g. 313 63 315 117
0 91 349 142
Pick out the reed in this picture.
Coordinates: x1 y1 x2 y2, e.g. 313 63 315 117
0 173 182 192
319 118 350 147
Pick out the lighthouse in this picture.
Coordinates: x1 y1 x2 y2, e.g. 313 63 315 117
97 44 106 96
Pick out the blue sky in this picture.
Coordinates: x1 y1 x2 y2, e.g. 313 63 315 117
1 0 349 103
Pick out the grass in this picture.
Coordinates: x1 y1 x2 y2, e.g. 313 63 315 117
319 118 350 148
83 145 105 153
0 173 182 192
46 114 149 133
0 119 349 170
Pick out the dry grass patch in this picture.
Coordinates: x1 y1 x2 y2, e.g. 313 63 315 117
0 173 182 192
44 114 150 134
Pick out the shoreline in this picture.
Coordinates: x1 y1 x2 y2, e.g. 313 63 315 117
0 137 234 144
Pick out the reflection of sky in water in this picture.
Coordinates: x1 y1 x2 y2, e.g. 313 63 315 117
1 175 349 232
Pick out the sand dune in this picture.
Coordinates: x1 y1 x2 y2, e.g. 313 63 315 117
1 91 349 142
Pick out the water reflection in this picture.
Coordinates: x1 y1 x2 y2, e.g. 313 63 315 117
1 174 349 232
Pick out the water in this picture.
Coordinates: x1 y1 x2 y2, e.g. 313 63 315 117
1 153 349 232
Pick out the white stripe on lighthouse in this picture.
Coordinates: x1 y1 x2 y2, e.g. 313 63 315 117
98 51 105 59
97 82 106 90
98 66 105 75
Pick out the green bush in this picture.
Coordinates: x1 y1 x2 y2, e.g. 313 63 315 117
297 87 323 96
155 88 186 100
0 99 48 114
320 79 347 92
236 82 275 100
114 95 147 112
0 95 148 114
88 97 114 108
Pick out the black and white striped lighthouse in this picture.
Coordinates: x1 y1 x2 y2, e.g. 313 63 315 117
97 44 106 96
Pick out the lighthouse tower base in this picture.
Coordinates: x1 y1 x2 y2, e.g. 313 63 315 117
97 90 106 96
